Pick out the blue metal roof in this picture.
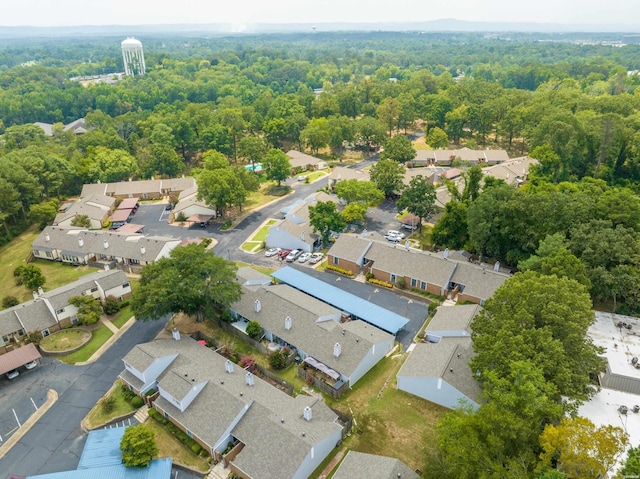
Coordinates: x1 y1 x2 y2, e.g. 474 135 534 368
272 266 409 334
26 426 172 479
26 459 172 479
77 427 126 469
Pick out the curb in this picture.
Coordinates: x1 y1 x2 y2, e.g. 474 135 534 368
0 389 58 460
75 316 137 366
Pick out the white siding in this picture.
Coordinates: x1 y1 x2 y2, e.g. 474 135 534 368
397 376 478 410
143 354 179 384
105 283 132 300
178 380 208 412
155 240 182 261
349 337 394 386
266 228 312 253
291 427 341 479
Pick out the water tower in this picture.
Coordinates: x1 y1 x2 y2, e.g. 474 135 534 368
121 37 146 76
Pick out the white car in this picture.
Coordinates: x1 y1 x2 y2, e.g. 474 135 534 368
265 247 282 257
401 223 418 230
387 230 405 240
298 252 312 263
286 249 303 262
5 369 19 380
24 360 38 370
384 233 402 242
309 252 324 264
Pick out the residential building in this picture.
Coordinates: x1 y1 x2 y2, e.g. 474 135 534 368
397 304 481 409
0 270 131 349
332 451 419 479
119 335 343 479
53 194 116 230
173 185 217 222
80 177 196 200
413 148 510 166
32 226 181 270
327 167 370 191
231 268 395 393
34 118 87 137
271 266 410 335
286 150 329 171
266 192 338 253
327 233 509 305
25 426 172 479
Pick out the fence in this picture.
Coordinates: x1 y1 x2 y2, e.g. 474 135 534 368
329 406 353 440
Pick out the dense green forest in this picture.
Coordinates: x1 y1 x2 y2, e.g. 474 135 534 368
2 31 640 477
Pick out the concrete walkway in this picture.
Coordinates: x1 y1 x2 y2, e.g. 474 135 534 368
318 447 347 479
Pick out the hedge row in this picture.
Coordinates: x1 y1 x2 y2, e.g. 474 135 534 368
148 408 208 457
325 264 354 276
368 278 393 288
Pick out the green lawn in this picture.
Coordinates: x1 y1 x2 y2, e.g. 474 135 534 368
85 380 136 429
0 227 92 303
110 305 134 328
59 325 114 364
251 219 278 242
146 420 211 472
240 241 263 252
39 328 90 352
234 262 275 277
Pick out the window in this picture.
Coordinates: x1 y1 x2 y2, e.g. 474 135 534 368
90 287 98 293
332 256 339 265
18 329 24 337
122 282 130 289
2 336 8 343
390 274 397 283
55 308 64 314
71 316 78 325
186 429 193 438
421 281 426 290
163 411 168 419
411 278 417 288
41 329 50 337
45 251 53 258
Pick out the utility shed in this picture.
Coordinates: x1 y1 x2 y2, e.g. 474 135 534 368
272 266 409 335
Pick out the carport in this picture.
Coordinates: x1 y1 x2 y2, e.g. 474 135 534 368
109 208 132 226
0 343 41 375
187 213 214 227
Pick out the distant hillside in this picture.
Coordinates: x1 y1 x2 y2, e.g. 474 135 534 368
1 18 640 38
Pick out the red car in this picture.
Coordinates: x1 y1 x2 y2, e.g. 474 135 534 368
278 249 291 259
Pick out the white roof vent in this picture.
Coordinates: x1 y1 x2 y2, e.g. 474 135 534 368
443 248 449 259
225 359 234 374
285 316 292 330
38 287 44 296
32 291 38 300
140 245 146 255
103 240 109 249
334 342 341 357
78 238 84 247
494 261 500 272
171 328 181 341
45 233 50 242
245 372 254 386
303 406 312 421
254 299 261 312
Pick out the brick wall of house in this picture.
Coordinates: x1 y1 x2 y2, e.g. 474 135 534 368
151 403 212 455
456 292 481 305
327 256 360 275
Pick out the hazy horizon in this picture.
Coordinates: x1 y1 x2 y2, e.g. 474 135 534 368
3 0 640 29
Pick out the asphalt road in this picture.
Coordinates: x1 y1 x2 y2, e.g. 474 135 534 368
0 316 168 478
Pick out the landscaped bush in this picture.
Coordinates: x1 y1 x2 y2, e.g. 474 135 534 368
131 396 144 408
176 212 187 222
2 295 19 308
428 302 439 314
120 383 136 402
238 355 257 373
368 278 393 288
191 443 202 455
103 295 121 315
145 388 157 396
365 272 375 281
245 320 262 339
101 396 116 413
269 350 286 370
396 277 406 289
325 264 354 276
148 409 207 457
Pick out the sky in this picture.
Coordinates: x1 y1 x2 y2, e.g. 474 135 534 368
2 0 640 27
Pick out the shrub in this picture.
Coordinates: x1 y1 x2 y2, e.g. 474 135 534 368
131 396 144 408
238 355 256 372
121 383 136 402
176 212 187 222
365 272 374 281
325 264 354 276
428 302 439 314
101 396 116 413
368 278 393 288
396 277 406 289
145 388 157 396
245 320 262 339
2 296 19 308
103 295 121 315
120 424 158 467
191 443 202 455
269 350 286 370
120 300 130 308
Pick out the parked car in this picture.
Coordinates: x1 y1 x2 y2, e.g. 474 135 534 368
384 233 402 242
297 176 306 181
164 204 172 211
387 230 405 240
5 369 19 380
309 252 324 264
24 360 38 370
286 249 303 262
401 223 418 230
277 249 292 259
298 252 312 263
265 247 282 257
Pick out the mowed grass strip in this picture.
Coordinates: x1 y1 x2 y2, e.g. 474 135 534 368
85 380 136 429
0 226 92 302
145 419 210 472
59 325 114 364
110 304 134 329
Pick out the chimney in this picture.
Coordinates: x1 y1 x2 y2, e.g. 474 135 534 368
45 233 50 242
245 372 254 386
140 245 146 255
172 328 181 341
303 406 312 421
225 359 234 374
285 316 292 330
103 239 109 249
494 261 500 272
32 291 38 300
443 248 449 259
78 238 84 247
334 342 341 357
254 300 261 313
37 287 44 296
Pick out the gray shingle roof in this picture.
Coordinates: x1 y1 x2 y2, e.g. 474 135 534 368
450 262 509 302
40 270 129 310
328 234 371 263
286 150 325 169
54 201 110 225
427 304 480 333
328 167 370 182
332 451 419 479
80 177 196 199
122 337 341 478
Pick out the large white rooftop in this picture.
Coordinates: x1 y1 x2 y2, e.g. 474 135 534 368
589 312 640 381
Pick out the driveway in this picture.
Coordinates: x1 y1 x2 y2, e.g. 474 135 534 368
0 317 168 478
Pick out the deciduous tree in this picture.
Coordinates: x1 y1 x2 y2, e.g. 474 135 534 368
262 148 291 186
369 158 405 198
120 424 158 468
309 201 346 246
396 175 436 231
